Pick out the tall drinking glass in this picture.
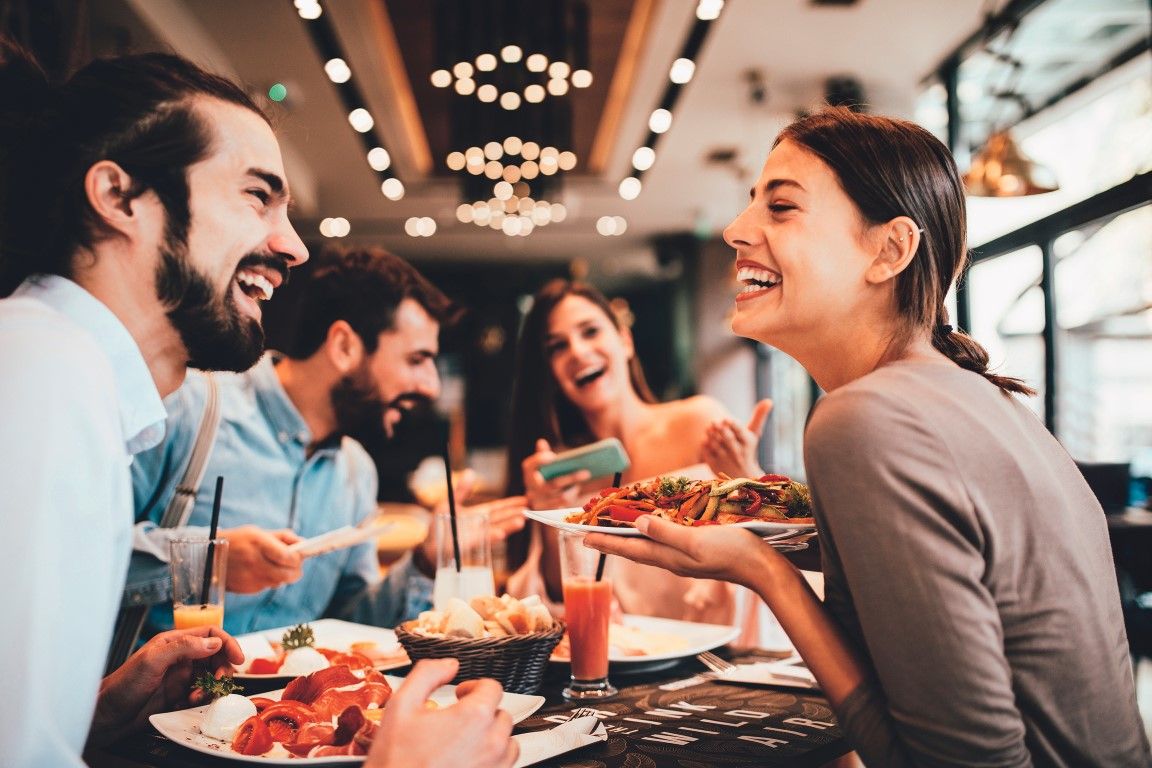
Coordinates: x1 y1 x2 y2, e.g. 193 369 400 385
558 530 617 700
432 507 495 610
169 537 228 629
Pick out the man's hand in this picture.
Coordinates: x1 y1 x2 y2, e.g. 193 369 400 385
701 398 772 479
222 525 304 593
89 627 244 748
365 659 517 768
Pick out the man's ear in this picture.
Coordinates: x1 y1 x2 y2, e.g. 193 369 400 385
865 216 921 285
324 320 365 374
84 160 145 236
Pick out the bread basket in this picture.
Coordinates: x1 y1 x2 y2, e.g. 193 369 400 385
395 620 564 694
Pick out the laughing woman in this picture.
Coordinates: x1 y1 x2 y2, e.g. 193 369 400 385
587 108 1149 766
503 279 770 625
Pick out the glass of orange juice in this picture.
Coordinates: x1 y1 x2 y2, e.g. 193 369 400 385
169 538 228 629
558 530 617 701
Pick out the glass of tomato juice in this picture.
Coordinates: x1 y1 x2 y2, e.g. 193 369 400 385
558 530 617 700
169 537 228 629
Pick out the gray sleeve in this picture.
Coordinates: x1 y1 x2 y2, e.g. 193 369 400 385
805 388 1032 768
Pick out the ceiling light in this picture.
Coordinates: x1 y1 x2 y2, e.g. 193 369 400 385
524 84 546 103
503 216 522 236
446 151 466 171
547 78 569 96
632 146 655 171
500 91 522 110
531 206 551 225
430 69 452 88
454 78 476 96
476 53 497 71
502 164 522 182
404 217 421 237
484 160 502 179
318 217 335 237
526 53 548 72
453 61 474 79
501 45 523 63
295 0 322 20
477 84 498 102
649 108 672 134
519 218 534 236
503 136 523 155
331 217 350 237
619 176 642 200
324 58 351 83
696 0 724 21
596 216 616 236
367 147 391 171
520 160 539 179
612 216 627 234
571 69 592 88
456 204 474 223
348 108 374 132
548 61 571 79
416 217 436 237
494 181 514 200
550 203 567 222
669 58 695 84
964 131 1058 197
521 142 540 161
558 151 577 171
381 178 405 200
484 141 504 160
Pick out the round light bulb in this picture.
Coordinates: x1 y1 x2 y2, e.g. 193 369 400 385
454 78 476 96
548 61 571 79
558 151 577 171
430 69 452 88
494 181 514 200
348 108 374 133
503 136 523 155
452 61 474 79
484 141 503 160
501 45 523 63
526 53 548 72
456 204 474 223
500 91 522 110
368 147 391 171
648 108 672 134
524 84 546 103
381 178 405 200
404 217 421 237
669 58 695 84
520 160 539 179
446 151 466 171
318 217 334 237
324 58 351 83
596 216 615 236
619 176 642 200
502 164 522 182
632 146 655 171
571 69 593 88
550 203 567 222
613 216 628 234
475 53 497 72
332 217 351 237
521 142 540 161
547 78 569 96
477 83 498 103
416 217 436 237
696 0 724 21
484 160 502 179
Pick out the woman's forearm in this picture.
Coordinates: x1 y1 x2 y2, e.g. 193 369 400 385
748 550 868 710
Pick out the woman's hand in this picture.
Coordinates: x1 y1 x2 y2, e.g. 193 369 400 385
584 515 774 589
701 399 772 479
522 438 591 510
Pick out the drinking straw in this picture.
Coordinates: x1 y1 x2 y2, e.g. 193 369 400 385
595 471 624 581
200 476 224 606
442 421 462 573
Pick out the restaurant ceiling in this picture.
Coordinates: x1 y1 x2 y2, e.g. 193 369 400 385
92 0 1001 276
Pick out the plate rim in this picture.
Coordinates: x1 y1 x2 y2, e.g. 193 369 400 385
149 675 544 764
523 507 814 535
550 613 740 665
232 618 408 680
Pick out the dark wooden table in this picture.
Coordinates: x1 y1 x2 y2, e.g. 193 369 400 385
88 649 850 768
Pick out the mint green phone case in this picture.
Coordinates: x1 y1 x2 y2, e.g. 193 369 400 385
539 437 631 481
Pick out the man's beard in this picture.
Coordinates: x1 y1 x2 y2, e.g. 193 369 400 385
154 237 281 372
330 361 432 439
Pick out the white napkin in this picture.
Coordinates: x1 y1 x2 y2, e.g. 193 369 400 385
512 716 607 768
719 659 818 689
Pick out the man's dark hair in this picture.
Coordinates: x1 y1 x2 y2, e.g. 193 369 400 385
284 246 456 360
0 37 267 295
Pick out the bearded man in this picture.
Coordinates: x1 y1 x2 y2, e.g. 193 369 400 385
132 247 478 636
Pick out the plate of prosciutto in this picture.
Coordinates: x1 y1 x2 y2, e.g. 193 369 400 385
232 619 409 679
525 474 815 536
150 665 545 763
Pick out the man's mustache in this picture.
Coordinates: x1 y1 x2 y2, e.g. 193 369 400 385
236 253 290 286
385 393 434 412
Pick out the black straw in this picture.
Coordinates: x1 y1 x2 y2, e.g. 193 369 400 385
201 476 224 606
595 471 623 581
443 421 462 573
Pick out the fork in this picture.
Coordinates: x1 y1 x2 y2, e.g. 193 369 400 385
696 650 737 675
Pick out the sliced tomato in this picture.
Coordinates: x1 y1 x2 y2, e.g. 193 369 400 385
607 504 646 523
232 715 274 756
758 474 791 483
247 657 283 675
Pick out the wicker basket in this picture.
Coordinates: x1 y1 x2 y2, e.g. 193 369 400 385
396 620 565 694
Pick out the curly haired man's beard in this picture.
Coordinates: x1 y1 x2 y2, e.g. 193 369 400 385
154 240 267 372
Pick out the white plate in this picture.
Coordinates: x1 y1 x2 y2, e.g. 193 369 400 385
233 619 409 679
149 675 545 765
551 614 740 671
523 507 814 535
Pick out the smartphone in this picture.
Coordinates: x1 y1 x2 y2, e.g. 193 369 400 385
539 437 630 481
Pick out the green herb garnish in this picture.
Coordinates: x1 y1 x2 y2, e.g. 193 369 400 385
657 476 692 497
782 482 813 518
194 672 243 699
281 623 315 650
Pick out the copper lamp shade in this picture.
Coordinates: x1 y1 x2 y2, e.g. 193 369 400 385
964 130 1059 197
